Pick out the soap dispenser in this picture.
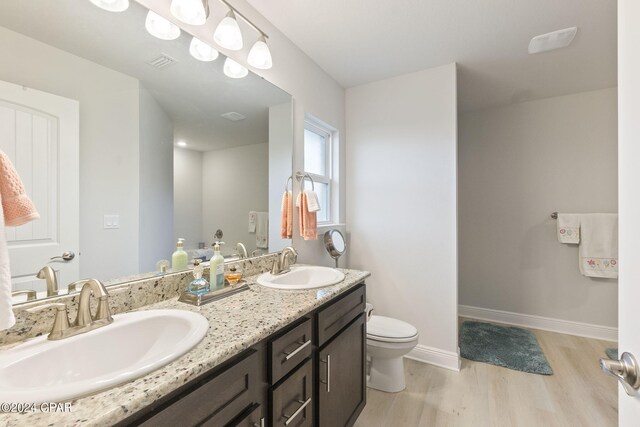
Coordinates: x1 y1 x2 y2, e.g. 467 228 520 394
210 242 225 289
172 238 188 272
187 259 209 295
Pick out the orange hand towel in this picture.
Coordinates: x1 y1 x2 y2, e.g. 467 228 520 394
299 192 317 241
280 190 292 239
0 150 40 226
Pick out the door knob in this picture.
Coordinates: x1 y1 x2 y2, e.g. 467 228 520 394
50 251 75 262
600 352 640 396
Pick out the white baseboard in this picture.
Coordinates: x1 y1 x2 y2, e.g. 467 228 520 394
405 345 461 372
459 305 618 342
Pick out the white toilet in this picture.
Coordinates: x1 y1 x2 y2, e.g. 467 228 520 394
365 304 418 393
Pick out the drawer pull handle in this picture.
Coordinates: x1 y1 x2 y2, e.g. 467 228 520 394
283 339 311 361
252 418 265 427
320 355 331 392
283 398 311 426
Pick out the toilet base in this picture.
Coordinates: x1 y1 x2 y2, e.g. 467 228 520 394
367 355 406 393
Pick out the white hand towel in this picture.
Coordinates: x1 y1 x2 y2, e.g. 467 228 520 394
578 213 618 279
255 212 269 249
0 211 14 330
557 213 581 244
248 211 257 233
305 190 321 213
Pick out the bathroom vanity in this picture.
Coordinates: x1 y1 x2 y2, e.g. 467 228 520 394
119 283 366 427
0 261 369 427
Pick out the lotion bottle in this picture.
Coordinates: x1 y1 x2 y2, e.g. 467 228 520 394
210 242 225 289
172 238 188 272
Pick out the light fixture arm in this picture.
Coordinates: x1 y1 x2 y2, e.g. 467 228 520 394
218 0 269 39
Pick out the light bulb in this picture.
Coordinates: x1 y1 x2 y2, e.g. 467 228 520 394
89 0 129 12
223 57 248 79
189 37 219 62
214 11 243 51
247 36 272 69
170 0 209 26
145 11 181 41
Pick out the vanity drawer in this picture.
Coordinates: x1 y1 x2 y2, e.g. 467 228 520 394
137 349 261 427
271 358 313 427
317 285 365 346
269 317 313 384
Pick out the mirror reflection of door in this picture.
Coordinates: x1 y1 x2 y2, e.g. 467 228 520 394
0 80 79 300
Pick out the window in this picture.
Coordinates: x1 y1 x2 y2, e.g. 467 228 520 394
303 118 333 224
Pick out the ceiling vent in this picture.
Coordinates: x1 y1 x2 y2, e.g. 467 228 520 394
528 27 578 54
221 112 247 121
146 54 177 69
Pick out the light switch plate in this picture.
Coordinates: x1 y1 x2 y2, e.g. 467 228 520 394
104 215 120 229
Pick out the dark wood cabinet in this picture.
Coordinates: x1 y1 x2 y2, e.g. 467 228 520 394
317 314 366 427
120 282 366 427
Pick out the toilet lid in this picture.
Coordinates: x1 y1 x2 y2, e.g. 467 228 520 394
367 315 418 341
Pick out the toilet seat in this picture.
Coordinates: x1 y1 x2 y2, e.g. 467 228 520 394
367 315 418 343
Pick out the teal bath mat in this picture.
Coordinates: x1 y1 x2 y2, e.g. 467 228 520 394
460 321 553 375
605 348 618 360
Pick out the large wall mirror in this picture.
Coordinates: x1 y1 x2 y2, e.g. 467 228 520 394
0 0 293 305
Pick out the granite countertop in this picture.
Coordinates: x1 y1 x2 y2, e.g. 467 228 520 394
1 268 370 427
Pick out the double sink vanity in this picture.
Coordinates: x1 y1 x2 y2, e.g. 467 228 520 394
0 253 369 427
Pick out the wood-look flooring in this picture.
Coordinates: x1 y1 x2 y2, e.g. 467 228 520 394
354 322 618 427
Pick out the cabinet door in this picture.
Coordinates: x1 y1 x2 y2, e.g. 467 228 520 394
318 314 366 427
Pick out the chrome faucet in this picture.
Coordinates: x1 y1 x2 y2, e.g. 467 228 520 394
36 266 59 297
271 246 298 275
26 279 113 340
235 242 248 259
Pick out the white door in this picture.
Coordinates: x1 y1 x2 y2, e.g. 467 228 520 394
617 0 640 424
0 80 79 299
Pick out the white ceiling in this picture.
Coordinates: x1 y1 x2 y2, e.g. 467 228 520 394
0 0 291 151
246 0 617 112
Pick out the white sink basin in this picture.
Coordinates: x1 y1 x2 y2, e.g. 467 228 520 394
257 265 345 290
0 309 208 403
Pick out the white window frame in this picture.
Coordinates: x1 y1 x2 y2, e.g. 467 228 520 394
303 118 332 225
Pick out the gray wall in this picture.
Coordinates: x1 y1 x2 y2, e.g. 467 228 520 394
458 88 618 327
139 86 174 272
174 148 203 251
202 143 269 255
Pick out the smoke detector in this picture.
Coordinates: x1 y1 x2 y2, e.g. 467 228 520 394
528 27 577 54
221 112 246 121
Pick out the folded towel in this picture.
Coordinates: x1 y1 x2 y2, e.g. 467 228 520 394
255 212 269 249
578 214 618 279
0 150 40 330
305 190 321 213
248 211 257 233
299 192 317 240
557 213 581 244
280 191 292 239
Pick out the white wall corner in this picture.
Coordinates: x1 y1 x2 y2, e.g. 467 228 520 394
459 305 618 342
405 345 461 372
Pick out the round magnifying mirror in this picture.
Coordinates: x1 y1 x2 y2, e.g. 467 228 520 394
324 229 347 267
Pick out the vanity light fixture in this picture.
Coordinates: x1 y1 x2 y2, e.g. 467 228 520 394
213 10 243 51
170 0 209 26
89 0 129 12
145 10 181 40
223 57 248 78
189 37 219 61
247 35 272 70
